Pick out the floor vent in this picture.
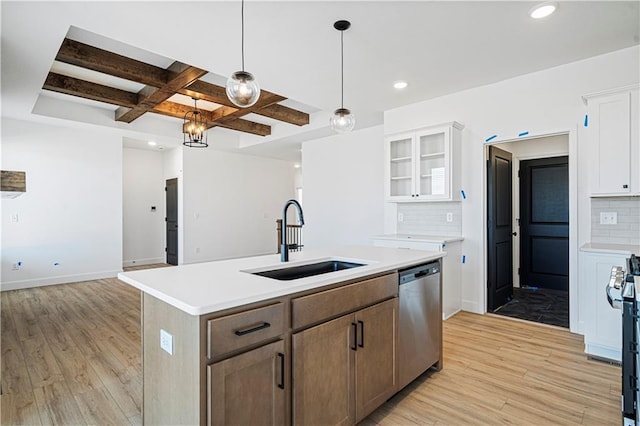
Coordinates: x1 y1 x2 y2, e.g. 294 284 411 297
588 354 622 367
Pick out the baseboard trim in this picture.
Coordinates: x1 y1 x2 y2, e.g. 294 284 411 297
462 299 483 314
443 308 462 321
123 258 165 268
1 270 122 291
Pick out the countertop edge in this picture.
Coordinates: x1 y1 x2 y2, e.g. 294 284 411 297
118 248 444 316
579 242 639 255
372 234 464 243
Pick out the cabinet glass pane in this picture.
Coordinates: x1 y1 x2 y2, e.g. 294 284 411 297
389 138 412 160
390 177 412 197
417 132 446 196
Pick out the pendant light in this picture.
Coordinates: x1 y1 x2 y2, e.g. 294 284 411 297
330 20 355 134
226 0 260 108
183 98 208 148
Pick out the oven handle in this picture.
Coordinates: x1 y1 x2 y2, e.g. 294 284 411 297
607 283 623 309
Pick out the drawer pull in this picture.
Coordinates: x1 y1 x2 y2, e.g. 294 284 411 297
277 352 285 389
234 322 271 336
351 323 358 351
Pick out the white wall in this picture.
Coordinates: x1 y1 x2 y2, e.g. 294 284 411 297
181 148 296 263
123 147 165 267
384 45 639 322
1 118 122 290
302 125 385 249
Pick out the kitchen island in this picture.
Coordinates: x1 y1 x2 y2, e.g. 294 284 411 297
118 246 444 426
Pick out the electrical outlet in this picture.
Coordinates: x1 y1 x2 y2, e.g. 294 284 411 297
195 247 200 254
12 262 20 271
160 329 173 355
398 213 404 223
10 213 18 223
446 212 453 223
600 212 618 225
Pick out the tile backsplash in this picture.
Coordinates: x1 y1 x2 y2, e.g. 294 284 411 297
397 202 462 236
591 197 640 245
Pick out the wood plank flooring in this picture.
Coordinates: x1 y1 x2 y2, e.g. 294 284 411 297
2 271 621 425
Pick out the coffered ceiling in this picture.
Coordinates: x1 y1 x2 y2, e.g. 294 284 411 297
2 1 639 161
43 38 310 137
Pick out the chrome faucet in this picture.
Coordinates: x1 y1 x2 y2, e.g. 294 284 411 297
281 199 305 262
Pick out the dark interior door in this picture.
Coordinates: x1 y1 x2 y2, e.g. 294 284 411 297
520 156 569 291
166 178 178 265
487 146 514 311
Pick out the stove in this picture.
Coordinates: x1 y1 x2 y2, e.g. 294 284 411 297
610 254 640 425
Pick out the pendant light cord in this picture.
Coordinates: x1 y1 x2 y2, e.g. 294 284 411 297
241 0 245 72
340 29 344 109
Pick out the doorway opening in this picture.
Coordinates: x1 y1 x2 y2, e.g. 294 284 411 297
486 134 570 328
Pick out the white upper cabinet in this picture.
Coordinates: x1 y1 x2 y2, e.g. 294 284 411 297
584 86 639 196
385 122 463 202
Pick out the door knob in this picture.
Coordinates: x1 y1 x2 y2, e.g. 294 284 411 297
512 232 517 236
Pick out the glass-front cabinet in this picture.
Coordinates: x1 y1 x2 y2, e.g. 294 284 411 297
385 122 463 202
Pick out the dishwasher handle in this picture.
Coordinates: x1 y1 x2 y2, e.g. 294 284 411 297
399 262 440 284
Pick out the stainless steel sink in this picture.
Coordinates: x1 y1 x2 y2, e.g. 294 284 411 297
250 260 365 281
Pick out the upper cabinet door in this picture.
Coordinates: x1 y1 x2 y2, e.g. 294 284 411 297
415 127 450 199
385 122 463 202
386 133 416 200
585 87 639 196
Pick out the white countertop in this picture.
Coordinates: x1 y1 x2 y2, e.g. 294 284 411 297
372 234 464 244
117 246 443 316
580 242 640 255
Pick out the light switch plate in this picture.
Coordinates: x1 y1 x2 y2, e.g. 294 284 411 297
600 212 618 225
160 329 173 355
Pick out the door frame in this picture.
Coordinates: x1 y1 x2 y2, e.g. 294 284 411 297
481 128 578 332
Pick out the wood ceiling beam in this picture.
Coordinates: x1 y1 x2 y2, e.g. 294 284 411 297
43 72 139 108
255 103 310 126
56 38 168 87
115 62 208 123
152 101 271 137
182 81 309 126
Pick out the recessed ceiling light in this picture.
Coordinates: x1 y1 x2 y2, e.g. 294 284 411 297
394 81 408 90
294 164 301 169
529 1 557 19
148 141 157 146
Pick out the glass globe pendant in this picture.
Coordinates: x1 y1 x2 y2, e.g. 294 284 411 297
330 107 356 133
226 70 260 108
330 20 355 134
226 0 261 108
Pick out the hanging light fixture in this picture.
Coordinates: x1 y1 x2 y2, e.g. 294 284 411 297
226 0 260 108
183 98 208 148
330 20 355 134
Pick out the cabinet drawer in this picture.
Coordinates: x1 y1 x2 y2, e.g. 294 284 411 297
208 303 284 359
292 273 397 330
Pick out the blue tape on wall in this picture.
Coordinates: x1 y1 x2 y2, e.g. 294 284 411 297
485 135 497 142
461 255 466 264
460 190 466 199
518 131 529 137
584 115 588 127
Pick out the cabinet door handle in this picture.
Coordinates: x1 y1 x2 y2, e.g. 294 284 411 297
351 322 358 351
358 320 364 348
277 352 285 390
234 322 271 336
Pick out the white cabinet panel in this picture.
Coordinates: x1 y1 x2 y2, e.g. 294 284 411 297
579 250 626 361
585 86 639 196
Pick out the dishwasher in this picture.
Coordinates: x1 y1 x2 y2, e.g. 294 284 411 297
398 261 442 390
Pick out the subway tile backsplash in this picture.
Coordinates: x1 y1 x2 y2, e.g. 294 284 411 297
591 197 640 245
397 202 462 236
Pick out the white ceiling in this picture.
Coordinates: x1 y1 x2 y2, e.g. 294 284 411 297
2 1 639 162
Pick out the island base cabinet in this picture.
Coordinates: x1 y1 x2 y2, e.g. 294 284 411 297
208 340 287 426
292 298 398 426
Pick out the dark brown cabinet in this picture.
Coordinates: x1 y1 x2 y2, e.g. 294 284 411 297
292 298 398 425
208 340 287 426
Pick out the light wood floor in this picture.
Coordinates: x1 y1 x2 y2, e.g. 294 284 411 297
2 274 621 425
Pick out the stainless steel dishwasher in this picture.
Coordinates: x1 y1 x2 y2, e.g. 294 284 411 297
398 261 442 390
